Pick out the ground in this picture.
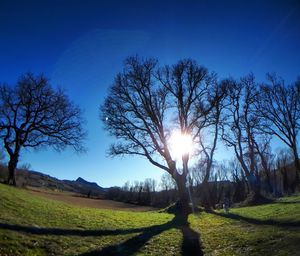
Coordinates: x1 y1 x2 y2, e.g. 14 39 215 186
0 183 299 255
27 187 155 212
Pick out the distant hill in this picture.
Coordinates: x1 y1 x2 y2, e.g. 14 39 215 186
62 177 107 197
74 177 100 188
0 165 106 198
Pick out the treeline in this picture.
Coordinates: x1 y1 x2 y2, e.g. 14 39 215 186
105 175 177 207
106 149 299 208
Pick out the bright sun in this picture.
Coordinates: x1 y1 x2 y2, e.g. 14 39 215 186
169 131 193 160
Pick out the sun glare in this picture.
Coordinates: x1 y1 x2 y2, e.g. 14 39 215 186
169 131 193 160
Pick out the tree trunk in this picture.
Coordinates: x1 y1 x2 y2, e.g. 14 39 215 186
201 180 213 210
248 178 260 196
246 173 263 203
7 154 19 186
292 148 300 187
202 161 213 210
265 170 274 194
175 175 190 222
281 168 289 193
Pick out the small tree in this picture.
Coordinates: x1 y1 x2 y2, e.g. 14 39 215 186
0 73 86 185
101 56 218 218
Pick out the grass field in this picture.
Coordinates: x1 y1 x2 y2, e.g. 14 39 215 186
0 183 299 255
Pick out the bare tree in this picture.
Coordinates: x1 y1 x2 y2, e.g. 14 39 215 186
160 172 176 191
101 56 218 218
275 149 294 194
257 74 300 187
0 73 86 185
196 80 227 208
254 137 274 194
229 159 248 202
221 75 265 199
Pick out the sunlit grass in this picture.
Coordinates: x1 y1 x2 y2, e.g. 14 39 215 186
0 183 299 255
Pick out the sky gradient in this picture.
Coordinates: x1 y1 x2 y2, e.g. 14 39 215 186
0 0 300 187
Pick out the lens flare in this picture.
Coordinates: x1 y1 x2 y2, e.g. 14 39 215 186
169 131 193 159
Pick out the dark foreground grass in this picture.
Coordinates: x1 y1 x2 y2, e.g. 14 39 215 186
0 183 299 255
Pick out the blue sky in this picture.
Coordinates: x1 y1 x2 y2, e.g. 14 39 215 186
0 0 300 187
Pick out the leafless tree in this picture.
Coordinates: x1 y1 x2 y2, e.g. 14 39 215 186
101 56 218 218
221 74 266 198
275 149 295 194
257 74 300 187
160 172 177 191
229 159 248 202
196 80 227 208
254 137 275 194
0 73 86 185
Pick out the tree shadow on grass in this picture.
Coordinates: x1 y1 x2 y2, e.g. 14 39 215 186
211 211 300 228
273 201 300 205
0 213 203 256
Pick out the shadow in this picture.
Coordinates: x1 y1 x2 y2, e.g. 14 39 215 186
273 201 300 205
0 222 143 236
211 211 300 228
79 213 203 256
181 224 202 256
0 213 203 256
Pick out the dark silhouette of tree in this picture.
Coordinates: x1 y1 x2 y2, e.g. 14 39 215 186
197 80 227 209
275 149 293 194
257 74 300 188
101 56 219 218
221 75 268 199
0 73 86 185
254 138 274 194
229 159 248 202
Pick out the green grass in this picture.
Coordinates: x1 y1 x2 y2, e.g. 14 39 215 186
0 183 299 255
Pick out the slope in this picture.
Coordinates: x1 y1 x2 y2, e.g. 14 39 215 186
0 183 299 255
